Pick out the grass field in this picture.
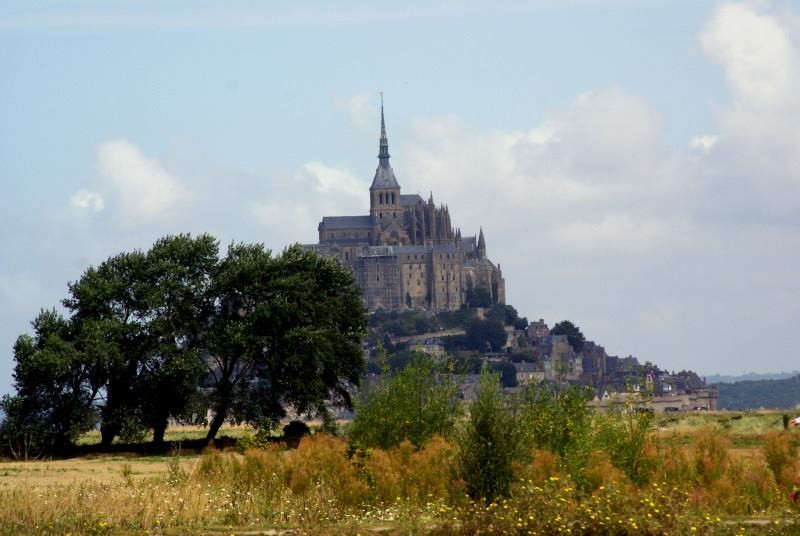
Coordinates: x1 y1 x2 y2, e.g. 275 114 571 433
0 413 798 535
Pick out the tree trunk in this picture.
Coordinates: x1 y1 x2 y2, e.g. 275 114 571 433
100 423 117 448
152 417 168 445
206 407 227 440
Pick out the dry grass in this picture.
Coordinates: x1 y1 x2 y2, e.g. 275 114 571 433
0 455 197 489
76 423 256 446
0 414 798 534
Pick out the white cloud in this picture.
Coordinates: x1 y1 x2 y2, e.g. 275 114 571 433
698 2 800 220
94 140 187 224
701 3 794 107
302 161 367 199
69 188 105 212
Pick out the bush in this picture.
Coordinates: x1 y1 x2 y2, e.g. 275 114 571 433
348 352 461 449
283 420 311 447
763 430 799 489
360 436 457 504
594 400 657 486
520 384 591 457
457 372 523 502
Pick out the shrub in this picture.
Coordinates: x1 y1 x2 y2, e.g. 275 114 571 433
594 401 657 486
361 436 456 504
692 428 730 486
348 352 461 449
457 371 523 502
763 430 799 489
520 383 591 458
283 420 311 447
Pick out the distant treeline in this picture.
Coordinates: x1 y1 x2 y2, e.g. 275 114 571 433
706 371 800 384
716 374 800 410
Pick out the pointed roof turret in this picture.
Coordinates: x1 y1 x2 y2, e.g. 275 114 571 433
477 227 487 258
370 93 400 189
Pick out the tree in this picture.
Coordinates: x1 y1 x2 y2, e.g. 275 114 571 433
7 236 367 448
203 244 367 439
1 310 105 455
457 372 523 502
520 383 591 457
64 234 218 446
64 249 152 446
137 234 218 444
465 288 492 308
551 320 585 351
466 319 507 352
490 361 518 388
348 352 461 449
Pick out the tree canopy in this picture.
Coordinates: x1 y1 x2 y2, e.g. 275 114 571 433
551 320 585 351
0 235 367 455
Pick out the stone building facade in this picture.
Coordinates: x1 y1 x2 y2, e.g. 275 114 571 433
308 104 505 312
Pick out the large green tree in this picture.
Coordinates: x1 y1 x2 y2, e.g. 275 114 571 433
6 235 367 449
63 234 218 446
137 234 218 444
1 310 106 456
202 243 367 439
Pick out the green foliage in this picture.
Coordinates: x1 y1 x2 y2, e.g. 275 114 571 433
594 401 657 486
465 319 506 352
485 304 527 329
717 374 800 409
204 243 367 439
551 320 585 351
465 287 492 308
348 353 461 449
63 234 218 446
489 361 518 388
457 372 523 502
1 309 103 456
519 383 594 488
7 234 367 452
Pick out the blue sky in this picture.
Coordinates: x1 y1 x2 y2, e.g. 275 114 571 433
1 0 799 394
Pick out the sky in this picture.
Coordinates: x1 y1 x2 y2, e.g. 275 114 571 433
1 0 799 394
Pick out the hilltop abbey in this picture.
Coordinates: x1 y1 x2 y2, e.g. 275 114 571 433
309 102 505 312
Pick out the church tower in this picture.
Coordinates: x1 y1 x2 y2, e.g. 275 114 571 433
369 96 403 227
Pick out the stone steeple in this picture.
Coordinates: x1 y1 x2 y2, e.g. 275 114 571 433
370 94 400 189
477 227 487 259
369 94 403 226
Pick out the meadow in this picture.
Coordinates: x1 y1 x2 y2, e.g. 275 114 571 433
0 412 798 535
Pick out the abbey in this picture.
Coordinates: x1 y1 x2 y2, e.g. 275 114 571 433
309 103 505 312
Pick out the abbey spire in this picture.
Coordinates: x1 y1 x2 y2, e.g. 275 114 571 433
378 93 390 161
370 94 400 189
369 94 402 226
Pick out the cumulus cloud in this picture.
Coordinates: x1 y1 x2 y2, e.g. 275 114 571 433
94 140 188 224
302 161 367 199
701 3 794 107
698 2 800 221
69 140 189 229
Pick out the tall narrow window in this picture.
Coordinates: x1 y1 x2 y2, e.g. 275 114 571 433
379 193 384 204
